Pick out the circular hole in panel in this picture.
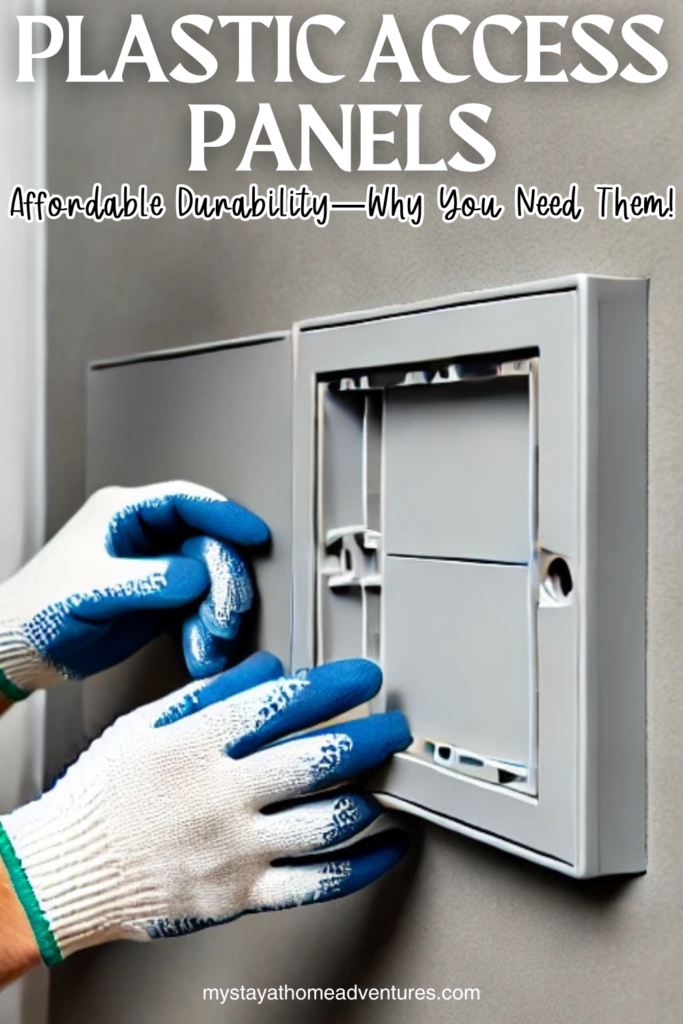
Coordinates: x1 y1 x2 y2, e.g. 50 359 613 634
543 557 574 603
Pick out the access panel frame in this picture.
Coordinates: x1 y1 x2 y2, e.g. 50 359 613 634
292 275 647 878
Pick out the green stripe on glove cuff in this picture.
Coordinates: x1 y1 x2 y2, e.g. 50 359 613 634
0 668 30 702
0 821 62 967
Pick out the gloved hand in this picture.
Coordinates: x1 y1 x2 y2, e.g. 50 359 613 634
0 654 410 965
0 482 268 701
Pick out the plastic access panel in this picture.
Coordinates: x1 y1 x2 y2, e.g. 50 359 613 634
292 276 647 878
82 276 646 880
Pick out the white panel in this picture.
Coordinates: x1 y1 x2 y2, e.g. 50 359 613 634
384 557 532 766
384 377 531 563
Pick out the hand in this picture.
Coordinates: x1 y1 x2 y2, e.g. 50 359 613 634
0 857 40 988
0 654 410 965
0 482 268 701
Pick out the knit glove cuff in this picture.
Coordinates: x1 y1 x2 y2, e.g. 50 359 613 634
0 620 53 701
0 788 161 965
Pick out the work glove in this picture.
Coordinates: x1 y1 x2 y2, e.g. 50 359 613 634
0 653 410 966
0 482 268 701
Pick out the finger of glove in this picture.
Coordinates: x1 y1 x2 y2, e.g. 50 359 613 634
153 651 284 728
180 537 253 640
261 792 384 858
72 555 209 621
245 712 412 806
249 829 409 911
107 482 269 555
225 659 383 760
182 614 232 679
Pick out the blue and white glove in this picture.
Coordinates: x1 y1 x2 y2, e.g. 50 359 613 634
0 653 410 965
0 482 268 701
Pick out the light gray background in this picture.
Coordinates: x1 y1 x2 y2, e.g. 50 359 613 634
43 1 682 1022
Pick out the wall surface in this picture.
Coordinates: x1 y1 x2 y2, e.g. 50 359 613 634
43 1 682 1022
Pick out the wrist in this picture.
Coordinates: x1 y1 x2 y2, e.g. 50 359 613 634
0 812 62 967
0 621 35 701
0 831 43 983
0 610 63 700
0 858 41 986
0 578 54 699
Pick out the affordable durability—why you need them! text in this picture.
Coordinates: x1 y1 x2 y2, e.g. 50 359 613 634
8 182 677 230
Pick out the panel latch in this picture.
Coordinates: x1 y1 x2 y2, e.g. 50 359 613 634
322 526 382 590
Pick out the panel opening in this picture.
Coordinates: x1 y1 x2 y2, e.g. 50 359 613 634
315 351 539 794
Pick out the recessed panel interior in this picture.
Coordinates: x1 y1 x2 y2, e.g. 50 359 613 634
384 377 531 563
383 557 532 769
315 354 537 793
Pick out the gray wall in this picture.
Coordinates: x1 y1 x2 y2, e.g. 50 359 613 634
45 1 682 1022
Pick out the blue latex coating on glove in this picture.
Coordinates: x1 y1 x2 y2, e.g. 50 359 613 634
106 493 269 557
227 659 384 758
271 712 413 794
155 651 284 727
275 828 411 904
14 485 268 685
